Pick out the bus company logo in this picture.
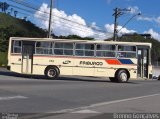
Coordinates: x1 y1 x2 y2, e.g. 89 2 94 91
79 61 103 66
63 60 71 64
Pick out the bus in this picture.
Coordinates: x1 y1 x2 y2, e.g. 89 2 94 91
7 37 152 82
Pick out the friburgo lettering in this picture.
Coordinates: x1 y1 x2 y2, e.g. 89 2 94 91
79 61 103 66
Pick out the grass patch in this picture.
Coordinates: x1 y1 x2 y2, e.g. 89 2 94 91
0 52 7 67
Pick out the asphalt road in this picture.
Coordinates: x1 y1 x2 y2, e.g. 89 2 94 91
0 68 160 119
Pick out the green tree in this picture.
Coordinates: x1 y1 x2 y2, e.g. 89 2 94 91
53 34 94 40
0 2 9 13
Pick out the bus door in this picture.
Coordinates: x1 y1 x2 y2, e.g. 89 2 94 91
137 46 149 78
22 41 34 74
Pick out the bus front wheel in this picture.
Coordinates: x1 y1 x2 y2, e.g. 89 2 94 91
116 70 129 83
45 66 59 80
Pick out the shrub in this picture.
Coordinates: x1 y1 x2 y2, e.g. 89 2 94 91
0 52 7 67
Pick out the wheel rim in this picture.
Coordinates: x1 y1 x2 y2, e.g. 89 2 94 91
48 69 56 78
120 72 128 82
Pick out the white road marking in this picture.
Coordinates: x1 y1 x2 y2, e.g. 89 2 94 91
89 93 160 107
0 96 28 101
51 93 160 113
72 109 99 113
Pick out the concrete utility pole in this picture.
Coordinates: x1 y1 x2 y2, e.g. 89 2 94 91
48 0 53 38
112 8 131 41
113 8 119 41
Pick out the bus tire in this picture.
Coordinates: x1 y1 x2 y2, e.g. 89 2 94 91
116 70 129 83
45 66 59 80
109 77 117 82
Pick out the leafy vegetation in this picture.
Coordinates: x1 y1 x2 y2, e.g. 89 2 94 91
0 13 48 51
0 13 48 66
53 34 94 40
0 52 7 66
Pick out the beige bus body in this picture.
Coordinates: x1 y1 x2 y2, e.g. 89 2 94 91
7 37 152 82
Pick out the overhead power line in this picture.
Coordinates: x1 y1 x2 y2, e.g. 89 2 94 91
9 4 35 14
7 0 113 39
117 13 141 33
6 8 110 39
8 0 111 33
8 0 49 14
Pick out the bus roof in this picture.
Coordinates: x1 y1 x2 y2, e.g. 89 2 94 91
10 37 152 47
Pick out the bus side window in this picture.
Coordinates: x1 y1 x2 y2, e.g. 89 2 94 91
75 44 85 56
75 43 95 57
36 41 52 54
63 43 73 56
96 44 116 57
54 42 73 56
117 45 136 58
84 44 94 56
12 40 22 53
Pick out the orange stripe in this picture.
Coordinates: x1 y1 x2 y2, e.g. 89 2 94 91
105 59 121 65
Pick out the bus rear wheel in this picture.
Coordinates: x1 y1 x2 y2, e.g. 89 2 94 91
116 70 129 83
45 66 59 80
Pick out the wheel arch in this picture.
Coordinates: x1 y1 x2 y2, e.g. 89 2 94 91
115 68 130 79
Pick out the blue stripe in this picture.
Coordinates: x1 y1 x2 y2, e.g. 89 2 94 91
118 59 134 64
